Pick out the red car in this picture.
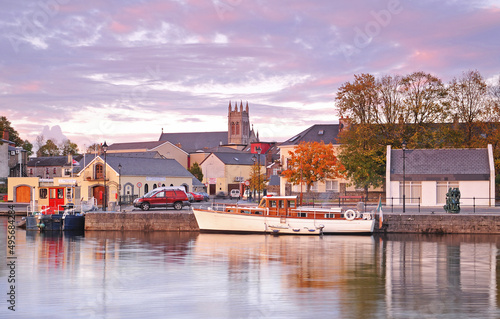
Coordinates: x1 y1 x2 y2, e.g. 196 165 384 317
133 187 191 210
190 192 204 202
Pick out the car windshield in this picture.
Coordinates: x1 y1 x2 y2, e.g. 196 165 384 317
143 190 158 198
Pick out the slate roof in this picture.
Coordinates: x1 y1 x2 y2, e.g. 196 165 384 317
101 155 195 178
102 151 163 159
28 155 83 167
280 124 340 146
159 131 228 153
107 141 165 151
268 175 280 186
390 148 491 180
211 152 265 165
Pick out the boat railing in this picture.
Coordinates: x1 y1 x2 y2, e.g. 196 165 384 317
26 203 89 216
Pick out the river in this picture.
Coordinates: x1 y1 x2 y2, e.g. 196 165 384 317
1 218 500 318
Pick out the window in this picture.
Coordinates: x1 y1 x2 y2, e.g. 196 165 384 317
288 200 296 208
40 188 48 199
66 188 73 200
279 200 284 208
46 167 49 175
399 182 422 204
236 122 240 135
270 200 277 208
231 122 235 135
53 168 56 174
437 182 459 204
310 182 318 192
30 168 33 175
64 169 72 176
326 180 339 192
325 213 336 218
95 164 103 179
144 184 149 194
57 188 64 199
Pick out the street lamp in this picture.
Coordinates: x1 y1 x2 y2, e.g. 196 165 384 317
102 141 108 211
118 163 122 210
256 146 262 203
251 154 257 201
402 140 407 213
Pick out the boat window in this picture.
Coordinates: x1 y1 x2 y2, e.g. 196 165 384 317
279 200 284 208
325 213 336 218
288 200 296 208
270 200 276 208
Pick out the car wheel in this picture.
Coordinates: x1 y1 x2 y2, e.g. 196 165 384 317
173 202 182 210
141 202 150 211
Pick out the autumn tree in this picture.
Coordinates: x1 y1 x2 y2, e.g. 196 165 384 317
86 143 101 153
188 162 203 182
448 70 490 147
249 157 267 199
282 141 343 199
336 73 379 125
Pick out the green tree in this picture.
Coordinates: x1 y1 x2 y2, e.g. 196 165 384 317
60 139 79 155
0 116 23 146
188 162 203 182
282 141 343 198
22 139 34 156
37 139 60 156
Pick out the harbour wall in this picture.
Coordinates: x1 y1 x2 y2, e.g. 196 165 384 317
375 214 500 234
84 212 199 231
85 211 500 234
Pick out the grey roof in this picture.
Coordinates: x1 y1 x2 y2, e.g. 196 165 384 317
107 141 165 151
280 124 340 146
104 155 194 178
28 156 83 167
159 131 228 153
212 152 265 165
192 177 204 186
103 151 163 159
390 148 491 180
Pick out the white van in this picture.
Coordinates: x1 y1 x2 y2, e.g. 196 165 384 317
230 189 241 199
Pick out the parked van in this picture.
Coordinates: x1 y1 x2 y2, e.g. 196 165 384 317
230 189 241 199
133 187 191 211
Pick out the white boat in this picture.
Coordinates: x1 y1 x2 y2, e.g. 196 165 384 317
192 196 375 235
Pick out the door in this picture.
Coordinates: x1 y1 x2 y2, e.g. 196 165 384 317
93 186 105 206
16 186 31 203
49 187 65 213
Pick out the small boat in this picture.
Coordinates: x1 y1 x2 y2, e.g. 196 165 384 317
192 195 375 235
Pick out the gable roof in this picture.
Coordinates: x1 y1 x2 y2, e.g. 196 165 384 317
159 131 228 153
79 155 194 178
101 151 164 159
210 152 265 165
390 148 491 180
28 156 83 167
280 124 340 146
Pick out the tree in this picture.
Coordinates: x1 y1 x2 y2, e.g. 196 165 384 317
60 139 79 155
0 116 23 146
86 143 101 153
22 139 33 157
282 141 343 198
188 162 203 182
448 70 489 147
337 124 386 199
336 73 379 125
37 139 60 156
249 161 267 199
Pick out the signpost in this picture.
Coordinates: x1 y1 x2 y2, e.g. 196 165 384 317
137 182 142 197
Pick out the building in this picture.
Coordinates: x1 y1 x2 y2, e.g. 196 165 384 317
278 122 359 198
106 141 189 168
27 155 82 179
386 145 495 207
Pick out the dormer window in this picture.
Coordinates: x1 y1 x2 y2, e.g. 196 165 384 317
318 130 324 135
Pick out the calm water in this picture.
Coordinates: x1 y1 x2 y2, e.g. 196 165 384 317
1 217 500 319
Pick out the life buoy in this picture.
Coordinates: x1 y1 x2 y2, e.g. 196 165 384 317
345 209 356 221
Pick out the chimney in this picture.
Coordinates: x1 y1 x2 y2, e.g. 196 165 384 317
2 130 9 141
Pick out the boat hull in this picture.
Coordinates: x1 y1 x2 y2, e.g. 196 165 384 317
193 209 375 235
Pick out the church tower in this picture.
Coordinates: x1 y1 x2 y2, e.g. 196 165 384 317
228 101 252 145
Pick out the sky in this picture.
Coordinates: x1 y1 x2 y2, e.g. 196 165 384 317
1 0 500 151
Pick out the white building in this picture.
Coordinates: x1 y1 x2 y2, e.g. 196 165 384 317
386 145 495 207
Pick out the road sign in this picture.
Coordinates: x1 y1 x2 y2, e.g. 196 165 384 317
137 182 142 188
244 180 250 186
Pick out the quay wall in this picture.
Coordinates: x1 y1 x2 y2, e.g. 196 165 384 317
84 212 199 231
375 214 500 234
85 211 500 234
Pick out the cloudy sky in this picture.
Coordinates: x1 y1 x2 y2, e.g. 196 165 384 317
1 0 500 150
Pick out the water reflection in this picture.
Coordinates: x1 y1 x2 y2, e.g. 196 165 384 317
1 219 500 318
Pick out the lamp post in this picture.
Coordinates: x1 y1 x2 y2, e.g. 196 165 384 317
118 163 122 210
251 154 257 201
255 147 262 203
402 140 407 213
102 141 108 211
